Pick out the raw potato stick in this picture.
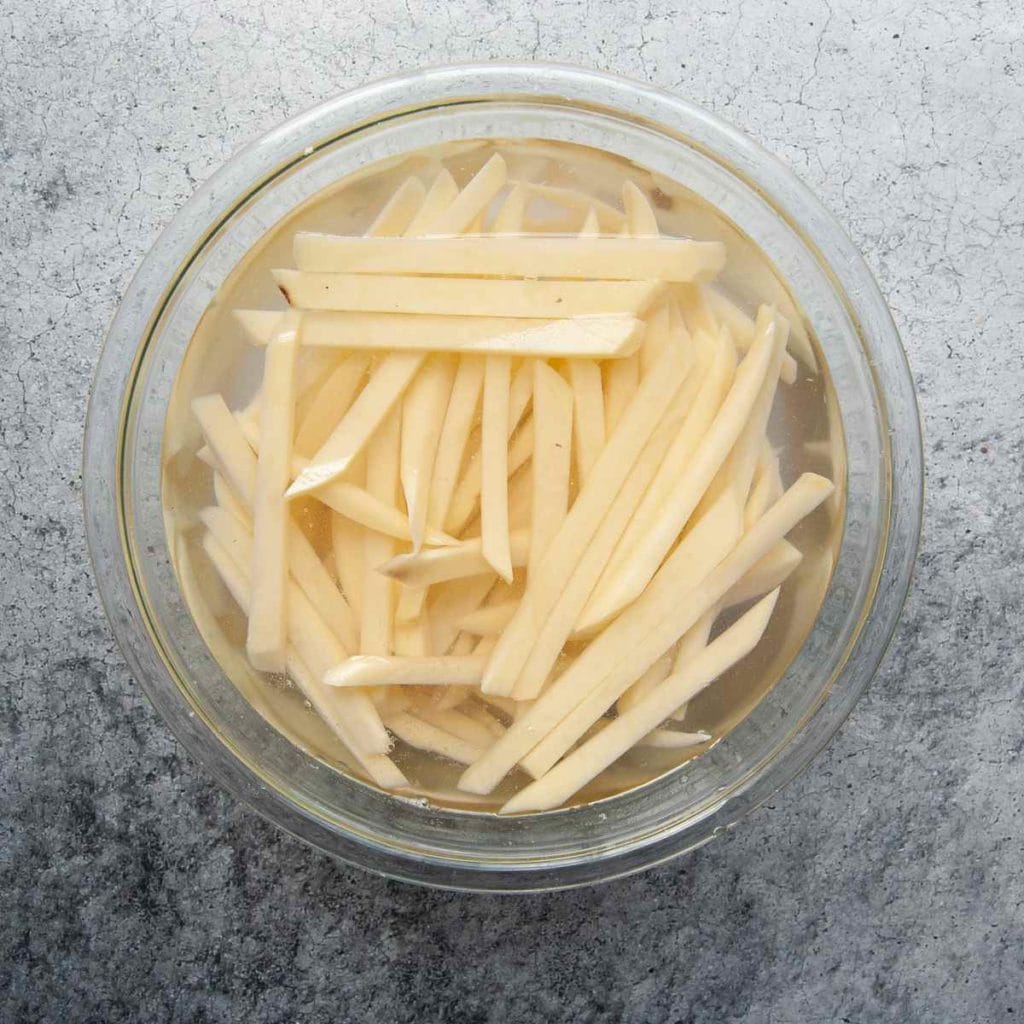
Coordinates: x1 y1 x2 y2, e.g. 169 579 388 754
401 356 457 551
403 169 460 236
331 510 364 619
361 409 401 655
583 308 783 625
270 310 645 359
637 728 710 749
443 361 533 533
461 474 831 794
479 338 691 698
579 206 600 236
427 356 485 531
617 653 674 715
509 354 701 698
622 180 659 236
245 318 298 672
603 351 640 434
518 492 744 776
492 183 526 233
367 175 428 237
459 600 519 636
293 233 727 282
481 355 514 582
722 539 802 609
428 573 498 656
192 396 359 653
387 712 482 766
420 154 508 236
581 327 733 615
314 479 457 546
199 520 390 755
272 271 663 319
203 535 404 787
293 354 369 458
287 352 425 497
378 531 531 588
416 706 500 749
565 358 605 483
702 286 798 384
325 655 487 688
500 592 779 813
519 479 826 779
529 361 574 576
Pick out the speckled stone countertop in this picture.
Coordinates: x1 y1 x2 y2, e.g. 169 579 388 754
2 2 1022 1021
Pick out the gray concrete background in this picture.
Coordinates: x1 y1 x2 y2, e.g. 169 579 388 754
2 1 1021 1021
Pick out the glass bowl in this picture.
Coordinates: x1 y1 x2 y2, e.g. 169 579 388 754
83 64 922 892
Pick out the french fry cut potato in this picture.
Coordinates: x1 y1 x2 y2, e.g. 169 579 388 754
460 474 832 794
428 356 485 531
200 518 389 755
244 317 298 673
293 354 369 458
403 169 459 236
325 655 487 688
274 311 646 359
287 352 425 497
360 409 401 656
293 234 726 281
500 591 779 813
529 361 574 576
481 356 514 583
378 531 531 588
492 183 526 233
419 154 508 236
479 338 691 698
565 358 605 483
583 308 783 625
401 356 457 551
272 271 664 319
366 175 428 237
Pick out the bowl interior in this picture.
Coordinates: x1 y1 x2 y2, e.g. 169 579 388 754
88 67 918 891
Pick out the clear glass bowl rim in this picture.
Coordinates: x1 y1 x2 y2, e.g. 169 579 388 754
83 62 923 892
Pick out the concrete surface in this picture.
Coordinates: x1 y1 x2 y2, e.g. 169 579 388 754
2 1 1022 1021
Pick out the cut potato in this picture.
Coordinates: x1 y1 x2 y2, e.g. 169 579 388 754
529 361 574 577
367 175 428 237
287 353 425 497
427 356 485 531
293 353 369 458
246 317 299 671
492 183 526 233
360 408 401 656
481 356 513 582
460 474 832 794
401 169 459 236
378 531 531 588
500 591 779 812
313 478 457 546
480 338 691 698
199 524 390 757
387 711 482 766
325 655 487 688
263 310 646 359
583 308 783 624
272 270 663 319
401 356 457 551
564 358 605 484
420 154 508 235
293 233 726 281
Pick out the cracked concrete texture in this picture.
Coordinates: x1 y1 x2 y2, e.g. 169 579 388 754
1 0 1022 1021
